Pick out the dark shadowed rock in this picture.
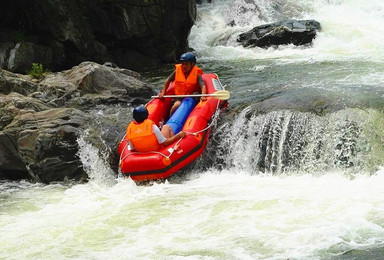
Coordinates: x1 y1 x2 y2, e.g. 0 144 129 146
0 0 197 73
196 0 212 4
237 19 321 48
6 42 52 74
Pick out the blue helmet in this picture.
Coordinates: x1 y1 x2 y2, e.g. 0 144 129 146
180 52 196 63
133 105 148 123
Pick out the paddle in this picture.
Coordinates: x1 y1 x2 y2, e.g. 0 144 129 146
151 90 230 101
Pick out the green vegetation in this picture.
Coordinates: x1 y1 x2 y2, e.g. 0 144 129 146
28 63 47 80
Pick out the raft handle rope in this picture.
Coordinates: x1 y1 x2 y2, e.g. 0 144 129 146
119 140 177 165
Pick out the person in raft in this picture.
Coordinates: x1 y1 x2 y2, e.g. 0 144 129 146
158 52 207 115
125 105 186 152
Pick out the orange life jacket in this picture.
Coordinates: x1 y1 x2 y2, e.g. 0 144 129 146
126 119 162 152
174 64 203 95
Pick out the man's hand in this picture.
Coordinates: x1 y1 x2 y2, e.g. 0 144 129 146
200 85 207 101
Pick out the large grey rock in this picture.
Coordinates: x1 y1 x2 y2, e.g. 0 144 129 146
237 19 321 48
2 108 87 182
40 61 155 108
0 93 51 130
0 69 37 96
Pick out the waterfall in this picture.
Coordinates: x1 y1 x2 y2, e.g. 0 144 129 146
208 108 384 175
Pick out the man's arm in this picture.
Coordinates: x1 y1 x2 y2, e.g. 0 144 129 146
153 125 185 147
162 131 186 147
198 74 207 100
159 71 176 98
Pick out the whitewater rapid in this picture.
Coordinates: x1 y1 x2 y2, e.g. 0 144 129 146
190 0 384 63
2 168 384 259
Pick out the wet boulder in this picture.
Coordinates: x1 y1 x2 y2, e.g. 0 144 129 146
237 19 321 48
40 61 155 109
1 108 88 183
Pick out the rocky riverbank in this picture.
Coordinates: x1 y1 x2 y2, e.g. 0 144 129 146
0 62 155 182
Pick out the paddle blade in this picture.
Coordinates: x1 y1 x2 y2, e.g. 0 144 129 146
212 90 230 100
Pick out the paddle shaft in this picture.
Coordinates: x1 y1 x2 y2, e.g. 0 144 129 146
153 94 214 98
151 90 230 100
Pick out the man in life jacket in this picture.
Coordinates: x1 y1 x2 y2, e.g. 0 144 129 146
125 105 186 152
158 52 207 116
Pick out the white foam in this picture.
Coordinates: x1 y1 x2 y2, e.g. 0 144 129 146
2 168 384 259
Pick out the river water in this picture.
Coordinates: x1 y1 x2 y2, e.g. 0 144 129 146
2 0 384 259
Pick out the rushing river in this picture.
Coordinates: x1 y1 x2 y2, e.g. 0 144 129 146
2 0 384 259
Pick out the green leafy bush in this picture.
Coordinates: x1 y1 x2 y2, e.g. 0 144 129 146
28 63 45 80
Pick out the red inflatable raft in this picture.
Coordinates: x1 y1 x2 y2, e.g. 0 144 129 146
118 73 227 182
